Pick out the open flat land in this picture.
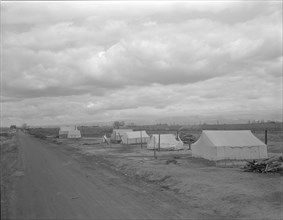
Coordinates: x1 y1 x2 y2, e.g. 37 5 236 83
1 125 282 219
52 136 282 220
2 132 198 219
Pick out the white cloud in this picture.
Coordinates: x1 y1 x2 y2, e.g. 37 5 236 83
1 1 282 126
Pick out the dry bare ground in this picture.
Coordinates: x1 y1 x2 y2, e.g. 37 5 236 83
11 132 203 219
5 128 282 219
53 137 283 220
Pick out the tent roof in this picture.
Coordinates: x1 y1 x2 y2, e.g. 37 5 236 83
200 130 265 147
125 131 149 138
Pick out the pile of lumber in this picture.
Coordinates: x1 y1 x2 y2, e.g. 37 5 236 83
243 155 283 173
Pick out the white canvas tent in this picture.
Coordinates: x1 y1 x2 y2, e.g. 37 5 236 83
59 126 76 138
147 134 184 150
111 129 133 142
191 130 268 161
121 131 150 145
67 127 81 139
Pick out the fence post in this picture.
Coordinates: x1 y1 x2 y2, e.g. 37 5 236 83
118 133 122 143
158 133 161 152
265 130 268 145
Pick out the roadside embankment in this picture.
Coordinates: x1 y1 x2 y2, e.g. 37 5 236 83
1 132 19 219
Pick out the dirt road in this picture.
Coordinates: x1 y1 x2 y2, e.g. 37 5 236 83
9 131 207 219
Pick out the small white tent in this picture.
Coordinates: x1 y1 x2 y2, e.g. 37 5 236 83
67 127 81 139
191 130 268 161
147 134 184 151
111 129 133 142
121 131 150 145
59 126 76 138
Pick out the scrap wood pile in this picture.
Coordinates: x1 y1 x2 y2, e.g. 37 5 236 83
243 155 283 173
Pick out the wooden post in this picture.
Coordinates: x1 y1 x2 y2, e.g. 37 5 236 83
153 136 157 159
118 133 122 141
140 131 143 148
118 133 122 143
158 133 161 152
265 130 268 145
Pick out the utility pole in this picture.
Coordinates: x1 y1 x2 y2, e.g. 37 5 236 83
265 130 268 145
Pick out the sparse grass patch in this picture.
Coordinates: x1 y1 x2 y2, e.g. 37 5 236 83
0 133 18 219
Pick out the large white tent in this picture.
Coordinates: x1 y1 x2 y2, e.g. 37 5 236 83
121 131 150 145
111 129 133 142
147 134 184 150
191 130 268 161
59 126 76 138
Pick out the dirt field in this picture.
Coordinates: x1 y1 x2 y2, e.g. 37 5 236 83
49 136 283 220
23 124 283 219
12 132 208 219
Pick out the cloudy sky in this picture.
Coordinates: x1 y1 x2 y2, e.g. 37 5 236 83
1 1 282 126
